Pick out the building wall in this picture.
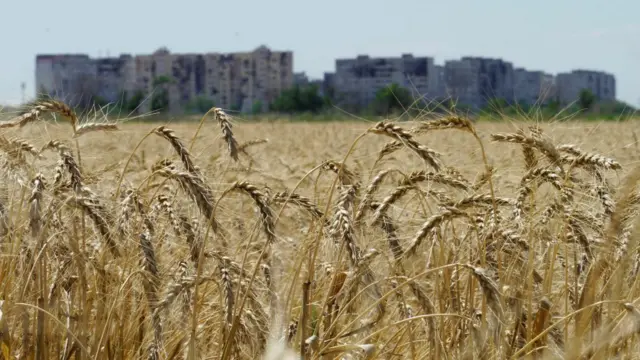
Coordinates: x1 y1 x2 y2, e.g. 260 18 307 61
444 59 481 108
513 68 556 106
35 50 618 112
556 70 616 104
444 57 515 109
332 54 439 109
34 46 294 113
94 55 136 103
35 54 95 104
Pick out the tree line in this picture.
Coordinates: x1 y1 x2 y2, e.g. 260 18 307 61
44 75 634 119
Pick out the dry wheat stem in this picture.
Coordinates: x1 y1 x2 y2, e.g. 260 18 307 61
214 108 239 161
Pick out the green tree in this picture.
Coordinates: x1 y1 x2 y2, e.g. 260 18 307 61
481 98 509 115
271 84 324 113
546 99 560 113
125 90 146 113
579 89 596 110
151 76 172 112
153 76 173 87
185 96 215 114
370 84 413 115
151 89 169 112
251 100 263 114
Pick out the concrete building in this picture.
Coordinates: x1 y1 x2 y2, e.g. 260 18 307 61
513 68 556 106
94 55 137 103
37 49 618 113
556 70 616 105
331 54 441 109
444 59 480 108
134 45 293 113
434 65 446 101
293 72 310 86
35 54 97 106
36 45 293 113
444 57 515 109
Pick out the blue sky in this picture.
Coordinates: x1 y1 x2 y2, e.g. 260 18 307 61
1 0 638 106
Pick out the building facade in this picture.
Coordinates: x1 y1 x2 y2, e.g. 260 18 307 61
35 54 98 107
35 49 618 113
556 70 616 105
36 45 293 113
444 57 515 109
328 54 442 109
513 68 556 106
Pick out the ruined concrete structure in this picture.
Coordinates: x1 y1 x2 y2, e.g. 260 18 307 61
36 47 617 112
36 45 293 112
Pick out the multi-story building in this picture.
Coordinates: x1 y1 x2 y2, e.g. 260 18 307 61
36 49 618 113
134 45 293 113
513 68 556 106
330 54 441 109
555 70 616 105
444 59 480 108
444 57 515 109
434 65 446 101
35 54 97 106
36 45 294 113
94 55 137 103
293 72 310 86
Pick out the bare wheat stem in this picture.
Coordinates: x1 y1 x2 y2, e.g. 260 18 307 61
139 227 163 360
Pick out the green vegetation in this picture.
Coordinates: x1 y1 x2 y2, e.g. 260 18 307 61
369 83 414 116
579 88 596 110
30 80 636 122
185 95 215 114
151 76 171 112
270 84 325 113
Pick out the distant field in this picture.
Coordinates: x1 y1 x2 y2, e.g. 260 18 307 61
1 105 640 359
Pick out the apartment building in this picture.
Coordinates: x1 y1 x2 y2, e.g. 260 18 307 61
95 55 137 103
444 59 480 108
293 72 310 86
36 49 618 113
35 54 97 105
513 68 556 106
555 70 616 105
134 46 294 113
36 45 293 113
328 54 442 108
444 57 515 109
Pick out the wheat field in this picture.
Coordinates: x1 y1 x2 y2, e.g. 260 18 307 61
0 101 640 359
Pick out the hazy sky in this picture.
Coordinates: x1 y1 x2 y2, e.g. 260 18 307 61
2 0 639 106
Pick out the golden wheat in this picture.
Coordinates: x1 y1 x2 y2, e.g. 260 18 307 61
0 101 639 359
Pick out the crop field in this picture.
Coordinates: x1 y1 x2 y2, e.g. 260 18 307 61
0 101 640 359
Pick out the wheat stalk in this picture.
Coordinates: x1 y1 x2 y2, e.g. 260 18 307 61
214 108 239 161
368 121 442 171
